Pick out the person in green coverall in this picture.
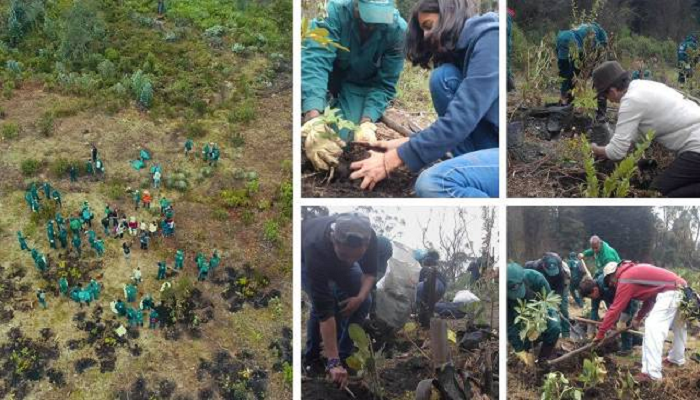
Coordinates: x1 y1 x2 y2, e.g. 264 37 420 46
175 249 185 270
567 252 585 308
578 235 620 322
17 231 29 251
507 262 561 364
301 0 406 170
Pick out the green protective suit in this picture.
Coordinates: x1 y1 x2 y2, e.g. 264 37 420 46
185 139 193 151
43 182 51 199
86 161 94 175
94 240 105 256
115 300 127 316
87 230 96 244
157 262 167 280
17 231 28 251
56 212 64 226
70 217 82 234
209 252 220 270
29 183 39 201
37 292 47 308
35 254 47 272
89 280 101 299
507 263 561 352
567 254 584 307
52 189 61 205
175 250 184 269
125 284 137 302
58 228 68 248
581 240 620 277
202 144 210 161
301 0 406 140
59 277 69 295
72 234 81 251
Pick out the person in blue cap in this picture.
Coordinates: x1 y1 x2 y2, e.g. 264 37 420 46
524 252 571 338
567 251 585 308
301 0 407 172
507 262 561 364
302 212 378 389
349 0 499 198
677 34 698 84
555 22 608 116
17 231 29 251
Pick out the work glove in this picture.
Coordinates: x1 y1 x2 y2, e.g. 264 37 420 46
354 121 378 144
302 117 345 171
514 351 535 368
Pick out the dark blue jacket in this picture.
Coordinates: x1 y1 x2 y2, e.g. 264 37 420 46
397 13 499 171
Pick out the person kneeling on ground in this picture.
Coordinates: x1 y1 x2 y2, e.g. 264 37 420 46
507 262 561 364
594 260 687 382
524 252 571 338
301 0 406 171
302 212 378 389
350 0 499 197
591 61 700 197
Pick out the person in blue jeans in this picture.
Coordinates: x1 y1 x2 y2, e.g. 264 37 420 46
302 213 378 389
350 0 499 197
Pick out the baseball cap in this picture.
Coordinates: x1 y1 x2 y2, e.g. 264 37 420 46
603 261 619 277
357 0 396 25
542 254 561 276
332 213 372 248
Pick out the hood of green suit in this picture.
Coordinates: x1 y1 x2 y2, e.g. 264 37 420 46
507 262 526 300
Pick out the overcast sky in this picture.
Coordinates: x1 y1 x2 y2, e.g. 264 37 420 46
327 206 498 257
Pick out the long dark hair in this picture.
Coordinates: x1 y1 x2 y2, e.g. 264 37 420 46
405 0 480 68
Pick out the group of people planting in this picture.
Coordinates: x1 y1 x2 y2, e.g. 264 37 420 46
17 141 223 334
301 0 499 197
507 8 700 197
508 235 697 382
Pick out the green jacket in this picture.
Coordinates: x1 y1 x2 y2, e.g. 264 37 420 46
301 0 406 122
582 240 620 276
507 269 560 351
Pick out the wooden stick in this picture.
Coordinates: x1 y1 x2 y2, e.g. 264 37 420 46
381 114 415 137
572 317 644 336
546 329 624 367
579 258 593 279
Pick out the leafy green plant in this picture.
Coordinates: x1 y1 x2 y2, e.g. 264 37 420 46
345 323 384 398
21 159 41 176
37 112 55 137
571 84 598 120
301 18 349 51
246 179 259 196
241 209 255 226
282 362 293 386
220 189 250 208
514 288 562 342
263 219 280 244
578 356 607 390
311 107 357 140
615 370 641 399
571 0 607 26
2 122 20 140
518 39 556 107
10 347 38 375
579 130 656 197
541 372 582 400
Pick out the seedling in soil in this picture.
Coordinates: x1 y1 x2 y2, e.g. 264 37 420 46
514 289 562 342
578 130 656 197
541 371 583 400
577 356 607 390
615 370 641 399
346 323 385 399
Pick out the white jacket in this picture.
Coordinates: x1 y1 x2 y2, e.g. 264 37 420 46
605 80 700 160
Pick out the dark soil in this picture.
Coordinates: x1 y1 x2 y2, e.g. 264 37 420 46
507 105 672 198
302 143 417 198
217 265 279 313
303 379 376 400
269 327 292 372
196 350 268 400
0 327 61 399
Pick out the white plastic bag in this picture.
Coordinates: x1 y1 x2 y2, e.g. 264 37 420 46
453 290 480 304
375 241 421 329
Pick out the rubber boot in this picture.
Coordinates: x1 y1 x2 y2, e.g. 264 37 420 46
537 342 556 363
